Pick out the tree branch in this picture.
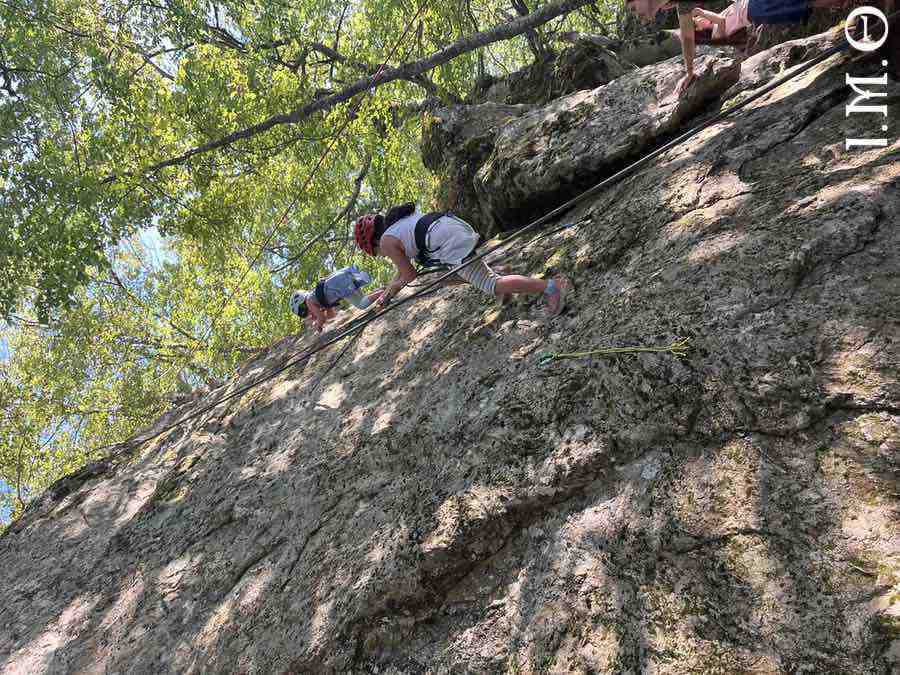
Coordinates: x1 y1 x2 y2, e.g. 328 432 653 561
258 39 461 103
103 0 598 183
0 45 18 97
106 269 203 346
8 314 51 329
511 0 550 60
272 154 372 274
128 45 176 81
465 0 486 82
331 0 352 82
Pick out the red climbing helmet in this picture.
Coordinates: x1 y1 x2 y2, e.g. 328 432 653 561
354 213 379 256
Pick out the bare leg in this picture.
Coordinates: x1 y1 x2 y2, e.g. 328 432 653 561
454 259 563 311
494 275 548 296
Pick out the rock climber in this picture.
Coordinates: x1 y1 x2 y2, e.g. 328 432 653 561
353 203 571 315
690 0 753 42
626 0 854 95
289 264 383 333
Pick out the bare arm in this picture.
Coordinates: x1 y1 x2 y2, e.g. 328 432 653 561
306 297 326 331
378 236 418 305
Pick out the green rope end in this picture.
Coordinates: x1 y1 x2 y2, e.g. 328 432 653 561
539 338 690 365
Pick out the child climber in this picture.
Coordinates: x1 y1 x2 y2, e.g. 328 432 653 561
353 203 570 315
289 264 383 332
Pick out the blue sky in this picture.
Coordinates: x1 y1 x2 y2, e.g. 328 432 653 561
1 479 11 524
1 296 10 523
138 225 176 269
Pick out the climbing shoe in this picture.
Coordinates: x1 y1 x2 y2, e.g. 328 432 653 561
545 274 571 318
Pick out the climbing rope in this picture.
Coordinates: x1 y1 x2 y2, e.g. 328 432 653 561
538 338 691 365
103 21 889 453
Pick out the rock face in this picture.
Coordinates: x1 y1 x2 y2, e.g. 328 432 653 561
2 32 899 674
478 37 628 106
572 29 684 69
728 28 848 100
474 31 685 108
423 50 739 235
421 102 533 233
475 50 740 228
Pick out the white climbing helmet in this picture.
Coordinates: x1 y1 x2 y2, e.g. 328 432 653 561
290 291 309 318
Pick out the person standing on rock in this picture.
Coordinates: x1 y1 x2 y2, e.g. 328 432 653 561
353 203 571 315
289 265 383 333
626 0 853 95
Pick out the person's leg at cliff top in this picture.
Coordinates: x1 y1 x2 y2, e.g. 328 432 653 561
691 1 752 41
353 203 571 316
627 0 851 96
627 0 706 97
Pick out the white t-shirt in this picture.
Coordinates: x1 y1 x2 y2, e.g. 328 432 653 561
382 210 421 260
382 209 479 266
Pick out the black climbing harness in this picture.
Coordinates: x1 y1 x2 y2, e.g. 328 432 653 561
413 212 485 270
413 211 447 267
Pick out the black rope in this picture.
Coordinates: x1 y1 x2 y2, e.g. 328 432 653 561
110 26 887 452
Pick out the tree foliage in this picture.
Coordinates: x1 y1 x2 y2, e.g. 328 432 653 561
0 0 625 520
